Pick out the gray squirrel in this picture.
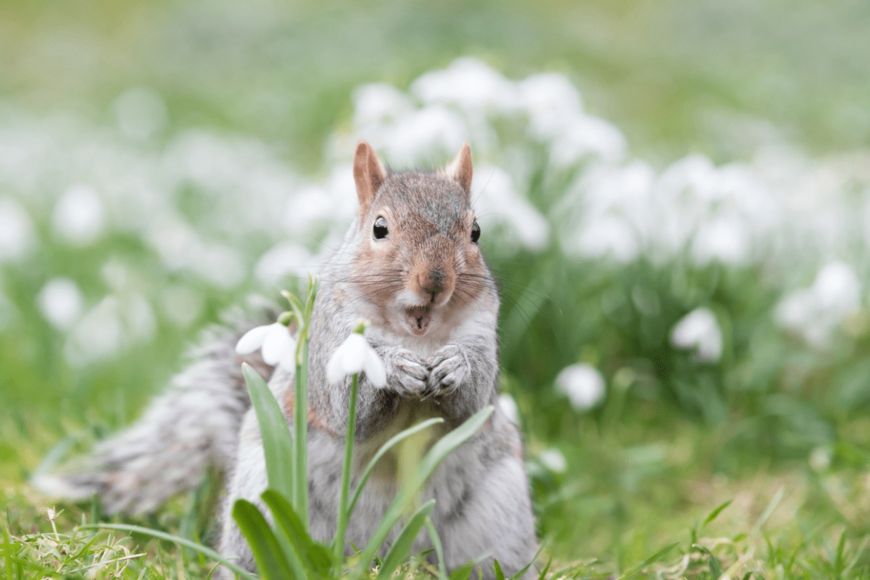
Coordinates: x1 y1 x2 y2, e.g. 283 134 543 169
34 141 538 579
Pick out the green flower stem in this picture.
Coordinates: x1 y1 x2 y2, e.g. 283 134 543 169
293 338 309 529
334 372 359 564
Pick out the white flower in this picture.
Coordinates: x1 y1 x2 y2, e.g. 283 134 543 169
236 322 297 370
538 449 567 473
498 393 520 424
36 277 84 331
326 332 386 387
474 166 549 252
410 57 519 113
51 185 106 246
555 363 606 411
670 307 723 363
774 261 861 347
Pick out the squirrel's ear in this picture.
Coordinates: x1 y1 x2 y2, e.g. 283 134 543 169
353 140 386 216
445 142 473 197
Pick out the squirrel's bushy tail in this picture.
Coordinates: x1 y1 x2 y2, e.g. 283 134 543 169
32 310 276 515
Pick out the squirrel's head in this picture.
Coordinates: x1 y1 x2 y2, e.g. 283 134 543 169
349 141 493 338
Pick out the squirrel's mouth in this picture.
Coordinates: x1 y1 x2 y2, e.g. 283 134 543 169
404 305 433 335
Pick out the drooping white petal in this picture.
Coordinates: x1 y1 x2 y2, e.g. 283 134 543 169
327 332 385 385
261 323 295 365
278 346 298 372
670 307 723 363
235 324 273 355
326 351 345 385
363 347 386 387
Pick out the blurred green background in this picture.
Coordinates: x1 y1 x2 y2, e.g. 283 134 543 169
2 0 870 577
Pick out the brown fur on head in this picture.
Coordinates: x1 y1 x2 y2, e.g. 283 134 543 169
351 141 491 337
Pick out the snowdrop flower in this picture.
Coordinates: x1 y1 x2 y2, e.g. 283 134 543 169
474 166 549 252
538 448 567 474
670 307 723 363
410 57 519 113
555 363 606 411
51 185 106 246
236 322 298 371
498 393 520 424
811 261 860 317
691 216 750 265
774 261 861 347
36 277 84 331
326 332 386 387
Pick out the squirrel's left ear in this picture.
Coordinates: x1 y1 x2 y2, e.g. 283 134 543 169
445 142 473 197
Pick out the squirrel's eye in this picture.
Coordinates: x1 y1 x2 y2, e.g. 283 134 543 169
471 220 480 243
373 216 389 240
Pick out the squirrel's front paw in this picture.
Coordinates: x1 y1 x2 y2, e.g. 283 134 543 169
383 348 429 397
425 345 469 397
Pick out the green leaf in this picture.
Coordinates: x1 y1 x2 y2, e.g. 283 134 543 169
356 406 494 576
376 499 436 579
618 542 679 579
702 500 733 529
242 363 294 500
232 499 296 580
81 523 256 580
493 560 506 580
261 489 333 576
3 522 14 580
347 417 444 518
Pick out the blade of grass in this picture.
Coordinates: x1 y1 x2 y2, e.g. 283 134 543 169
347 417 444 518
702 500 733 530
508 543 545 580
81 523 256 580
232 499 296 580
692 544 722 579
376 499 436 580
243 363 294 500
750 487 784 536
617 542 679 579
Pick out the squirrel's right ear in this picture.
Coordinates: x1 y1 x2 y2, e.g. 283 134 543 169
353 141 386 218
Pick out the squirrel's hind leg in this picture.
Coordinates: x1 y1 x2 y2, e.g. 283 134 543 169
436 455 537 580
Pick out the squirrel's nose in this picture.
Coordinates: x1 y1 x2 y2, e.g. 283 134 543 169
418 270 446 301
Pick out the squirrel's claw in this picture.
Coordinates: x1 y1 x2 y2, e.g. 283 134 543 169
425 344 469 398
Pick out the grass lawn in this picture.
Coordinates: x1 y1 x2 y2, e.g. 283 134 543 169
2 0 870 578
